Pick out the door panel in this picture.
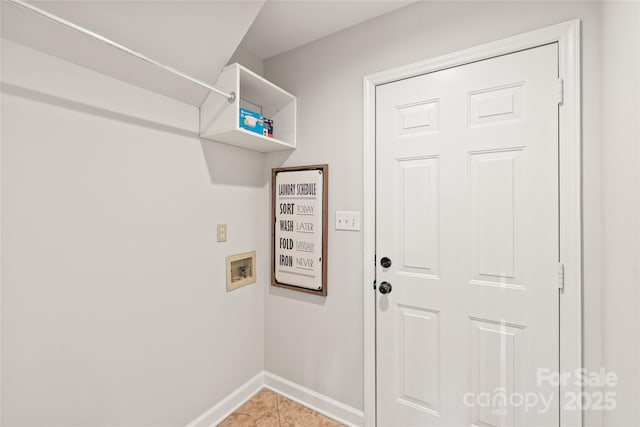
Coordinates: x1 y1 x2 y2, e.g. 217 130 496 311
376 44 559 427
398 157 439 276
469 318 526 427
470 148 521 287
397 305 440 414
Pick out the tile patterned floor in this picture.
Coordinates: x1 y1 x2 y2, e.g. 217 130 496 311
217 388 345 427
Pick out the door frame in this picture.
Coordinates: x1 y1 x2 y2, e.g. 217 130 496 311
363 20 582 427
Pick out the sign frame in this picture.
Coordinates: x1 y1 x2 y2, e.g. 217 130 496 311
271 164 328 296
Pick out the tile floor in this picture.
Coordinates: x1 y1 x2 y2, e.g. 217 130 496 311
217 388 345 427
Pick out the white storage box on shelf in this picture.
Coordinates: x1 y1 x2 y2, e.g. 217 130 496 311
200 63 296 152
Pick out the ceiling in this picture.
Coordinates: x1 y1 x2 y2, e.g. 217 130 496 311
1 1 264 105
1 1 414 106
241 0 416 59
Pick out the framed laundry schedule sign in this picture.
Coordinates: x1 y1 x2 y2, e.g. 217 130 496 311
272 164 328 296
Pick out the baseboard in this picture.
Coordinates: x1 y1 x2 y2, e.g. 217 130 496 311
185 371 264 427
263 371 364 427
185 371 364 427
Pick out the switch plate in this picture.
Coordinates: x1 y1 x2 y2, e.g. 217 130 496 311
335 211 360 231
217 224 227 242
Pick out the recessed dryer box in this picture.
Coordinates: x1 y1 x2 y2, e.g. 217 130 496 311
226 251 256 291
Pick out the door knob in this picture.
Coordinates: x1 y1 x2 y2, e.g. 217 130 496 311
379 281 392 294
380 257 392 268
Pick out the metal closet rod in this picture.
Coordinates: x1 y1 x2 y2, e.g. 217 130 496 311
6 0 236 104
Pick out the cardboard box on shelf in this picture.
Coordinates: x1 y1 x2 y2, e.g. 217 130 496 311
263 119 274 138
240 108 264 135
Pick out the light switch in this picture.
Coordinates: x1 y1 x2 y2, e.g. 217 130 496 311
217 224 227 242
335 211 360 231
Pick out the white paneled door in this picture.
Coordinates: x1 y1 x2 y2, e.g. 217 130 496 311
375 44 560 427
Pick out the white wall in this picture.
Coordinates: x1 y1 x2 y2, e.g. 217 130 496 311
228 45 265 77
600 2 640 427
1 40 266 426
262 1 624 423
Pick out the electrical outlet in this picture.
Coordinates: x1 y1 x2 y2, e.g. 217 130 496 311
217 224 227 242
335 211 360 231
